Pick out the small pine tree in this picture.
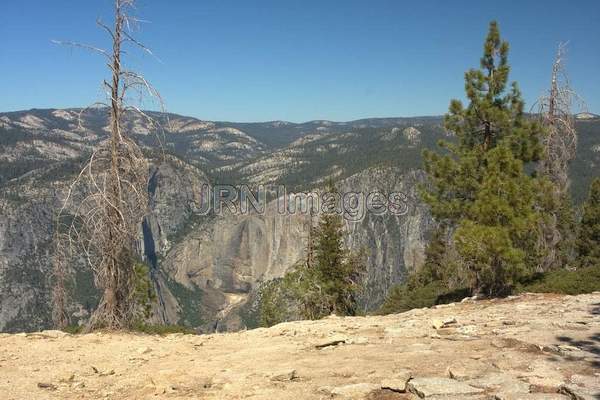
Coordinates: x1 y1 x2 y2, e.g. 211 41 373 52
421 21 547 296
258 182 364 326
312 183 364 316
578 178 600 267
133 262 157 320
258 278 289 327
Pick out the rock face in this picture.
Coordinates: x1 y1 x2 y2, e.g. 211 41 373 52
0 156 210 332
152 166 430 330
402 127 422 144
0 185 57 331
0 293 597 399
0 109 435 332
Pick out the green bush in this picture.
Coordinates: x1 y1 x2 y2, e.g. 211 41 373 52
378 281 470 315
258 278 293 328
62 324 84 334
578 178 600 267
133 262 157 320
62 322 195 335
379 281 445 315
518 266 600 295
257 264 315 327
380 265 600 317
128 322 196 335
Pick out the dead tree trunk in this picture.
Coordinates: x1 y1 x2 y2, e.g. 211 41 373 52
536 43 583 271
53 0 163 330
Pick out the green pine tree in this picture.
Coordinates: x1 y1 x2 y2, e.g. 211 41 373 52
311 182 364 316
578 178 600 267
421 21 547 296
133 262 157 320
258 182 364 326
416 226 448 286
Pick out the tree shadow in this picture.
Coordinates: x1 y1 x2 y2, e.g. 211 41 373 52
555 334 600 368
436 287 472 304
547 301 600 399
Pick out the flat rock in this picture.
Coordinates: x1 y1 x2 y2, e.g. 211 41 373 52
327 383 380 399
2 292 599 400
467 373 530 394
407 377 484 398
380 370 413 392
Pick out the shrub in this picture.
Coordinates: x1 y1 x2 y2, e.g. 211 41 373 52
378 280 470 315
62 322 195 335
133 262 157 320
380 265 600 317
128 322 196 335
518 265 600 295
379 281 447 315
578 178 600 267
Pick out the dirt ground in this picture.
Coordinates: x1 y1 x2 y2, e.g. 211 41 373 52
0 292 599 399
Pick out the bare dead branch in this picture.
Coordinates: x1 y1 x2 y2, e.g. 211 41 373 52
52 0 164 330
534 42 586 271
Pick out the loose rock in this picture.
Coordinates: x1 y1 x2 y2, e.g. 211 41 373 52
270 369 298 382
315 337 347 349
37 382 57 390
432 317 457 330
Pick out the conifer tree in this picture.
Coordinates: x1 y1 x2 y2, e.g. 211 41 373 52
417 226 448 286
258 183 364 326
578 178 600 267
311 182 364 316
422 21 546 296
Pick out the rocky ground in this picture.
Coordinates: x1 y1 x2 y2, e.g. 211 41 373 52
0 292 599 400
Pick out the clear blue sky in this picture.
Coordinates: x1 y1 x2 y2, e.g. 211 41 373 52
1 0 598 122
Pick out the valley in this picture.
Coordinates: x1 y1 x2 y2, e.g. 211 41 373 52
0 108 599 333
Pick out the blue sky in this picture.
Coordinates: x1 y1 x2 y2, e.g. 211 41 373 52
1 0 598 122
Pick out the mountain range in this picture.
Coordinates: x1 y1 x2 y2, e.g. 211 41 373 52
0 108 599 332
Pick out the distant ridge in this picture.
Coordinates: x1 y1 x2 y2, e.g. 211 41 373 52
575 112 600 120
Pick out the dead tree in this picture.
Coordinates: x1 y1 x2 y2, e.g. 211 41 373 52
538 43 581 193
52 0 162 330
535 43 584 270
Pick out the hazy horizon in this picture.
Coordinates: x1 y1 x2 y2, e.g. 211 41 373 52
3 105 598 125
1 0 599 122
